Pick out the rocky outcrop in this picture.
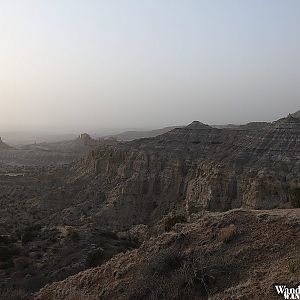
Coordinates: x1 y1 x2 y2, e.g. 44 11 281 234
77 133 117 146
77 133 99 146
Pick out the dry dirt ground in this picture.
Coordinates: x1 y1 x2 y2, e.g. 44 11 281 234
35 208 300 300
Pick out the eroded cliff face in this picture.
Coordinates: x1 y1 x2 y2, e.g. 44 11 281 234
185 163 240 213
1 114 299 297
79 149 191 229
72 115 300 230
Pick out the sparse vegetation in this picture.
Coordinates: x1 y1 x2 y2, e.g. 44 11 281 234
288 251 300 273
0 259 14 269
288 259 300 273
65 291 99 300
0 244 20 262
21 224 41 244
0 288 27 300
66 227 80 241
21 231 36 244
145 248 183 276
13 256 31 270
86 248 105 267
0 108 299 299
218 224 237 243
0 235 12 244
289 187 300 208
164 214 187 232
128 248 231 300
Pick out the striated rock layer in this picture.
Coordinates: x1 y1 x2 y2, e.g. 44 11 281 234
68 114 300 231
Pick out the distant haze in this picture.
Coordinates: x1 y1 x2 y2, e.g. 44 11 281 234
0 1 299 133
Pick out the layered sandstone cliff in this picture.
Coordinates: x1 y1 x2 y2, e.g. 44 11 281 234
68 114 300 231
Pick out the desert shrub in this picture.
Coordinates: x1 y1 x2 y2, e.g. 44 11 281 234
0 288 27 300
23 275 47 293
288 251 300 273
13 256 31 270
99 191 106 201
99 231 118 240
0 235 12 244
21 231 36 244
65 291 99 300
288 259 300 273
128 248 230 300
218 224 237 243
86 248 105 267
66 227 80 241
70 230 80 241
119 237 140 250
0 244 20 261
21 224 41 244
289 187 300 208
0 259 14 269
145 248 183 276
164 215 187 232
27 224 42 232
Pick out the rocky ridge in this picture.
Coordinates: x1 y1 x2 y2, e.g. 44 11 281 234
69 113 300 231
292 110 300 118
0 137 13 150
35 208 300 300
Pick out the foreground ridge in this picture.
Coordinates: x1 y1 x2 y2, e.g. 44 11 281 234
35 209 300 300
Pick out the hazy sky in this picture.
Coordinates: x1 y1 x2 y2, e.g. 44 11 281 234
0 1 299 132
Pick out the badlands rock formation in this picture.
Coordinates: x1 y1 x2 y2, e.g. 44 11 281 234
0 112 299 299
71 114 300 230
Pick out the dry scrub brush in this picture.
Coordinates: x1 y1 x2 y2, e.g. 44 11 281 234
128 247 232 300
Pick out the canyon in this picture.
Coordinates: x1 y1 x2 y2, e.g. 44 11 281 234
0 112 299 299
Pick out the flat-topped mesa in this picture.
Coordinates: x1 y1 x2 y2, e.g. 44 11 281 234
186 121 212 129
